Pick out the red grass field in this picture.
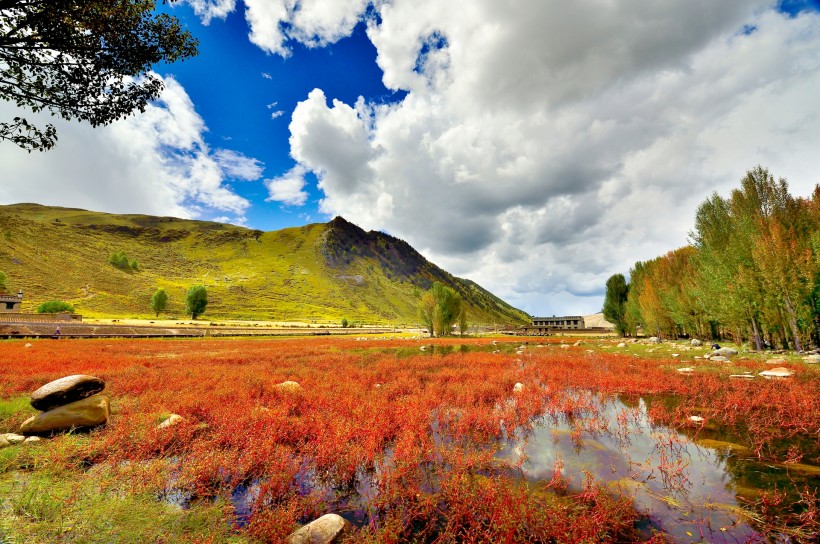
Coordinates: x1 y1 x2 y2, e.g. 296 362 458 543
1 336 818 542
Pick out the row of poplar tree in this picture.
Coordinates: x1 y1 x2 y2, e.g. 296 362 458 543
603 166 820 351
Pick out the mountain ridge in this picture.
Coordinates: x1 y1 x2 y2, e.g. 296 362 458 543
0 203 529 325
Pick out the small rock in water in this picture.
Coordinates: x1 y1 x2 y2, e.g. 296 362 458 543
30 374 106 411
759 367 794 379
286 513 353 544
158 414 184 429
513 382 524 394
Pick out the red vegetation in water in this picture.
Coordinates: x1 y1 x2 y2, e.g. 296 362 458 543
1 337 817 542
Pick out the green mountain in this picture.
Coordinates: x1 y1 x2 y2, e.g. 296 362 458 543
0 204 529 325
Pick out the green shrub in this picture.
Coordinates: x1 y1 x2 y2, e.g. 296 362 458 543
36 300 75 314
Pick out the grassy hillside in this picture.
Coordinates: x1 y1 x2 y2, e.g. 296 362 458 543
0 204 529 325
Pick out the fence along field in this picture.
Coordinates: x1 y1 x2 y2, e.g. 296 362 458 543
0 336 818 542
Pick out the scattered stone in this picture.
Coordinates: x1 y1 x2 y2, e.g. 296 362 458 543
712 347 738 357
759 367 794 379
276 381 303 392
765 357 787 365
24 436 41 443
513 383 524 394
710 356 729 362
617 343 626 348
419 345 427 351
559 344 569 349
690 339 703 347
19 394 110 434
677 367 695 374
573 341 583 347
158 414 184 429
695 438 750 455
803 354 820 364
649 337 660 343
671 354 680 358
1 433 26 445
286 513 353 544
694 356 702 359
689 415 704 423
30 374 106 412
729 374 755 379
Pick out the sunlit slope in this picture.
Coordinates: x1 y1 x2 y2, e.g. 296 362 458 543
0 204 529 324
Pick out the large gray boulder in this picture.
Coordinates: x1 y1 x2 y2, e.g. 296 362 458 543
690 339 703 347
30 375 105 411
712 347 738 357
20 394 110 434
286 514 353 544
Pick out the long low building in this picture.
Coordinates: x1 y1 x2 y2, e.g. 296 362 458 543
530 316 585 332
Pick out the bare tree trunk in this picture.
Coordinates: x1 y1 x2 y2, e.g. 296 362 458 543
750 316 762 351
783 294 803 352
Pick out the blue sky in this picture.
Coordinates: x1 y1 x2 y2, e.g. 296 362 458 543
2 1 820 316
156 6 404 231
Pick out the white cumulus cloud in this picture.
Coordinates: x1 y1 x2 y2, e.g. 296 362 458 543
273 1 820 315
265 165 310 206
0 75 254 223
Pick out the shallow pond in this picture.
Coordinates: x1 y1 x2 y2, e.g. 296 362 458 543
181 390 817 542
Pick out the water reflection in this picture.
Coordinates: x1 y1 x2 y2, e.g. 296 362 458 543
496 394 760 543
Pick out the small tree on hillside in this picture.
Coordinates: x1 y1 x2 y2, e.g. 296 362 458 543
185 285 207 319
150 288 168 317
603 273 630 336
37 300 75 314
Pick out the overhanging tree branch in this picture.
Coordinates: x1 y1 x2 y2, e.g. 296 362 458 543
0 0 197 152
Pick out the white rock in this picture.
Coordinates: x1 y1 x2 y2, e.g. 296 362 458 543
24 436 42 443
25 343 32 348
677 367 695 374
513 383 524 394
1 433 26 444
617 343 626 348
759 367 794 378
672 354 680 358
689 416 705 423
286 513 353 544
158 414 184 429
710 356 728 362
690 339 703 347
803 354 820 364
275 381 303 392
729 374 755 379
